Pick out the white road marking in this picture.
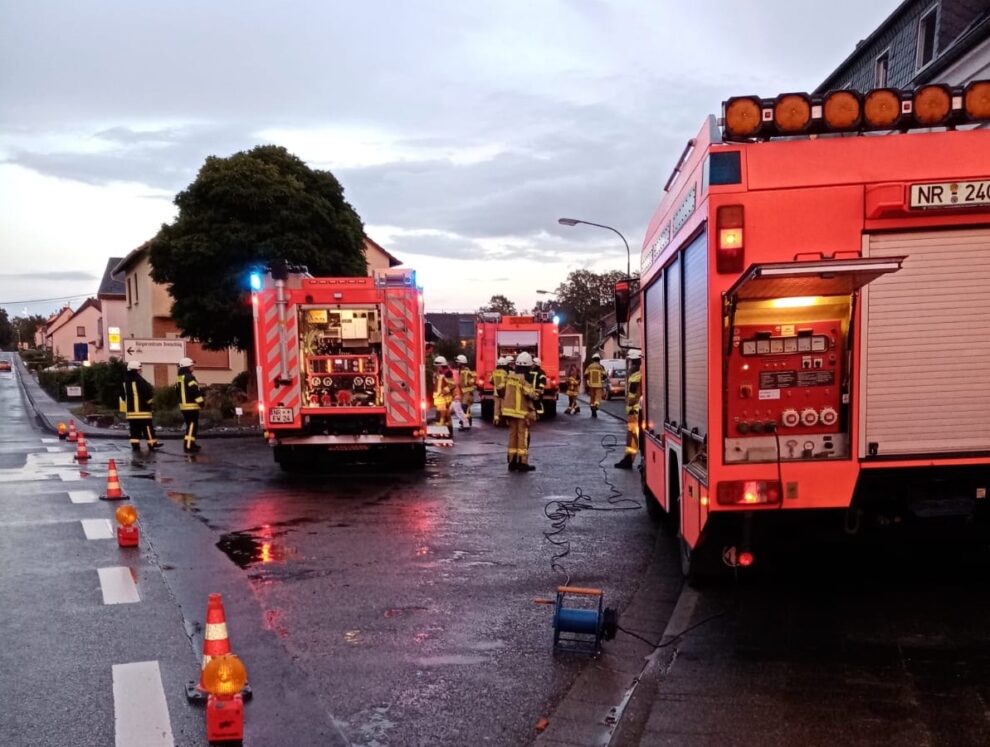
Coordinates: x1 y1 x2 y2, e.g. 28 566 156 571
112 661 175 746
42 438 59 443
46 446 62 453
82 519 114 540
98 566 140 604
58 471 83 482
69 490 99 504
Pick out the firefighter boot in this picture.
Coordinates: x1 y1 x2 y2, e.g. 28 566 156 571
591 407 598 418
508 457 518 471
614 454 635 470
517 460 536 472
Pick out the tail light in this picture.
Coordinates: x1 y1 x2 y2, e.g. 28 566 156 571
716 205 744 273
716 480 781 506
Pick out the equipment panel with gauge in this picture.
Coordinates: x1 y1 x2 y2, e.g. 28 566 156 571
725 320 849 462
303 355 380 408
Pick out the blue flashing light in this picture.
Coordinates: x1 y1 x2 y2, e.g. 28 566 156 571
249 271 262 291
552 314 561 325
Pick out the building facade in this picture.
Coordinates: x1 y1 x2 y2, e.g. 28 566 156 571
113 243 247 387
817 0 990 93
47 298 102 362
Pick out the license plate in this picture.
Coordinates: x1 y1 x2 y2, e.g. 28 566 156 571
331 444 371 452
910 180 990 209
268 407 294 424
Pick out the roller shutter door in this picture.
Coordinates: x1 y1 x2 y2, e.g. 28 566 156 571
863 228 990 456
644 277 665 431
665 256 683 427
682 232 708 438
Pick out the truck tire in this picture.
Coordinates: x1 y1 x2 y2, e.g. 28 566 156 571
480 398 495 422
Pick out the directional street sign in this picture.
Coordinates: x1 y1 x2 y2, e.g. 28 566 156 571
123 338 187 365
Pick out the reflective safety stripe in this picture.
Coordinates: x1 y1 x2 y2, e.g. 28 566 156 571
585 364 605 388
491 369 507 388
204 622 228 641
502 374 533 418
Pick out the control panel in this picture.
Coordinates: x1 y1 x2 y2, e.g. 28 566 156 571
725 320 847 462
303 355 380 407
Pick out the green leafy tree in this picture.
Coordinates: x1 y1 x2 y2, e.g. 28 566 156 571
13 314 45 349
150 145 367 353
552 269 628 353
478 294 517 316
0 308 13 349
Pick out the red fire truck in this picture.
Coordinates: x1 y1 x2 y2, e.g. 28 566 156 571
251 262 428 470
475 312 560 419
631 80 990 575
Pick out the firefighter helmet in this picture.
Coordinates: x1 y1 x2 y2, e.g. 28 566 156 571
515 352 534 367
434 356 448 366
455 354 468 364
178 357 194 368
533 357 542 367
127 360 142 371
504 355 515 363
497 356 506 366
592 353 601 360
627 349 641 361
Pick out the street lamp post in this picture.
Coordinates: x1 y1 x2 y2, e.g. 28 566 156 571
558 217 631 279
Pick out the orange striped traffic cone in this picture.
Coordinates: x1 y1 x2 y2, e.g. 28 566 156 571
73 433 90 462
99 459 129 501
186 594 252 702
67 420 78 442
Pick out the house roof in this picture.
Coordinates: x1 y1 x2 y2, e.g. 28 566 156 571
113 241 151 276
425 312 476 340
364 236 402 268
97 257 126 298
48 298 101 335
45 306 72 327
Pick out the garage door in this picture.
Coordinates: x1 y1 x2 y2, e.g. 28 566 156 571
862 228 990 456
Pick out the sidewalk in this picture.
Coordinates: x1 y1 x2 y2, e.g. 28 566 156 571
14 355 259 440
536 535 684 746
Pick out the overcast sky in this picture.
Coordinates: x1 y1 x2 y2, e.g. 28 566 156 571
0 0 900 318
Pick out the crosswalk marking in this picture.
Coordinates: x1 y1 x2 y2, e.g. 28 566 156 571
68 490 98 503
112 661 174 746
82 519 114 540
98 566 140 604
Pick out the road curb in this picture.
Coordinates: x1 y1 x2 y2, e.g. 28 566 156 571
13 358 260 441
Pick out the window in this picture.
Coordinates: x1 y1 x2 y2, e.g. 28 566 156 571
126 277 132 308
875 50 890 88
917 9 937 69
134 274 139 303
76 325 86 337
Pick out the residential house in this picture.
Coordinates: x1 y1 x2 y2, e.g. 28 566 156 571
91 257 127 363
425 313 476 350
113 243 247 387
817 0 990 94
47 298 102 362
364 236 403 272
37 306 73 349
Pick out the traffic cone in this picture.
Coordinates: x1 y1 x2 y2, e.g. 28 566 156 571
67 420 78 442
99 459 129 501
73 433 90 462
186 594 252 702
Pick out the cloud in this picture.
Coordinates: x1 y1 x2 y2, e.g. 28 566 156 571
0 271 97 281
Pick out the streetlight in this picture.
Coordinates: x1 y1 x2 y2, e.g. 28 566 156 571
558 217 631 279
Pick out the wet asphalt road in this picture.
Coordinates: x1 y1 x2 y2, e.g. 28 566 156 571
7 351 990 746
0 355 662 746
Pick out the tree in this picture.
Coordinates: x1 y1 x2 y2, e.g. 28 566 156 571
552 269 628 353
150 145 367 352
478 294 517 316
0 309 12 350
13 314 45 349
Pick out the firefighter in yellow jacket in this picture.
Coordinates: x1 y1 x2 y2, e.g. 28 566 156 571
615 350 642 469
564 364 581 415
121 360 162 451
452 354 476 430
502 352 538 471
433 356 455 436
176 356 205 453
584 353 607 418
490 356 509 425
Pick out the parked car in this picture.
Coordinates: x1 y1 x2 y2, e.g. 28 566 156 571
0 360 12 372
601 359 626 399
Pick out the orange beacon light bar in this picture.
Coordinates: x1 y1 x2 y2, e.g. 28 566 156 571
723 79 990 140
